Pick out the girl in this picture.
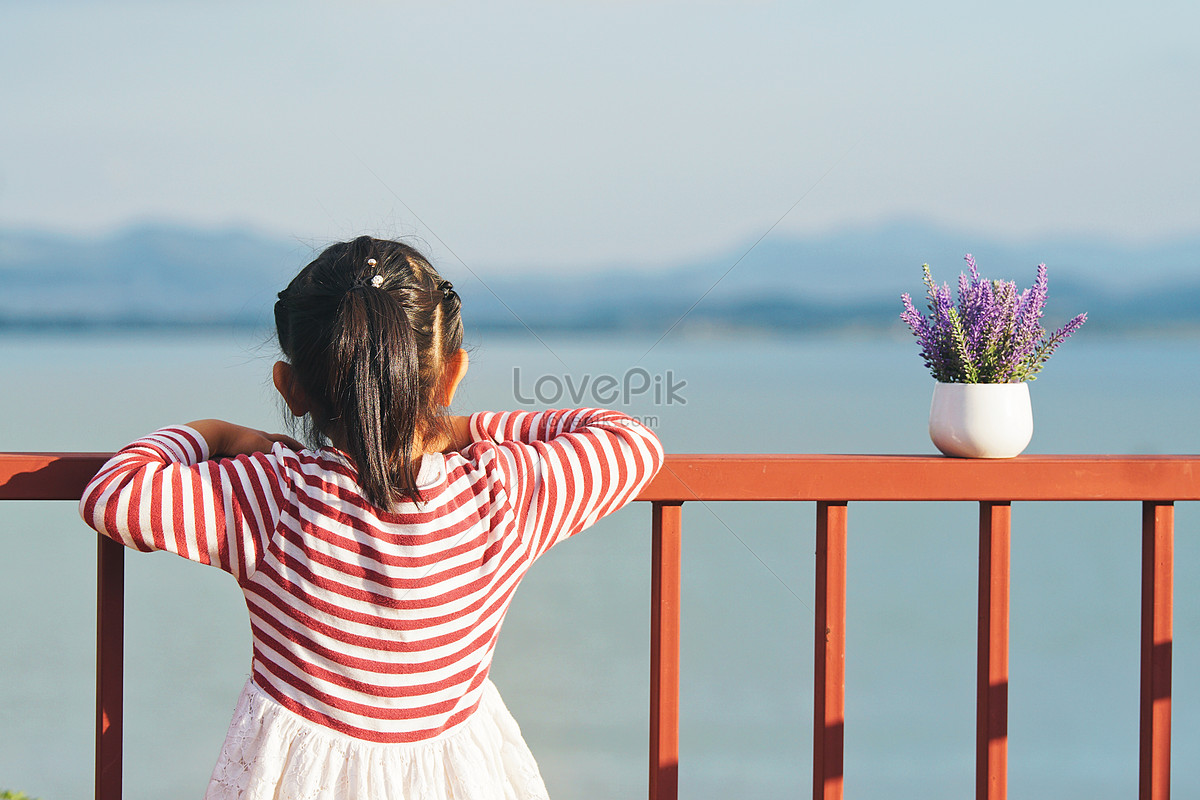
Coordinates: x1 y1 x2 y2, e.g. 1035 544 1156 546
79 236 663 799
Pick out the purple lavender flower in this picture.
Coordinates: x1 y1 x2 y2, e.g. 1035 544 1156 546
899 256 1086 383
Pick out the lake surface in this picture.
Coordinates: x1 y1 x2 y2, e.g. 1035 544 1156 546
2 329 1198 799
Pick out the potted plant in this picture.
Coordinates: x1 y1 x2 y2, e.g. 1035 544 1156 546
900 254 1087 458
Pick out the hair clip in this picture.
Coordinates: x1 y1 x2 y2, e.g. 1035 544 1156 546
436 279 455 297
371 275 385 288
367 258 377 268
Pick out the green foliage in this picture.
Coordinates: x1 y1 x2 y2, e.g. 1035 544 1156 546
1 791 42 800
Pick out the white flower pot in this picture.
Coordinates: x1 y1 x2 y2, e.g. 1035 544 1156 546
929 382 1033 458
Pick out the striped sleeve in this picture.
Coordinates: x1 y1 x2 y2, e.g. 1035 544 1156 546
467 408 664 559
79 425 287 583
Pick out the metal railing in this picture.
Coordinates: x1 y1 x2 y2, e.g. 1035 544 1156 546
2 451 1197 800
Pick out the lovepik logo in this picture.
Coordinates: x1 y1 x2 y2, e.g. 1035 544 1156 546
512 367 687 407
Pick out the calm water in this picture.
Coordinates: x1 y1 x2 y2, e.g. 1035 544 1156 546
2 329 1198 799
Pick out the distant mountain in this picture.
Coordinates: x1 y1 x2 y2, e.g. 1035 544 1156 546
2 222 1198 334
458 221 1200 334
0 224 306 327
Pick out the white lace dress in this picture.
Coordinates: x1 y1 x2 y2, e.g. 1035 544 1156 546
205 678 549 800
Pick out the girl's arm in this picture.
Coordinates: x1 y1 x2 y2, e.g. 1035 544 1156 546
466 408 664 559
79 423 295 582
186 419 303 458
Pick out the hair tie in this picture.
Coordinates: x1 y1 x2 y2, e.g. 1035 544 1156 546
436 279 455 298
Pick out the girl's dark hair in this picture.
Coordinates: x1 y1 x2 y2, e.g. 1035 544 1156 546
274 236 464 508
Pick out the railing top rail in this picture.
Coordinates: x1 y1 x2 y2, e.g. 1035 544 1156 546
3 452 1200 503
0 453 111 501
645 454 1200 502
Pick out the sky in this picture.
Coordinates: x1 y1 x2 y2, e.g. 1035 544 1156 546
2 0 1198 272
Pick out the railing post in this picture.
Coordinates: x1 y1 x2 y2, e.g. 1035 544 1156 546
814 501 847 800
97 534 124 800
1140 501 1173 800
650 501 683 800
977 501 1011 800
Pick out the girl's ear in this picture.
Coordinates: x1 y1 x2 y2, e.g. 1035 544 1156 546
273 361 310 417
436 349 469 407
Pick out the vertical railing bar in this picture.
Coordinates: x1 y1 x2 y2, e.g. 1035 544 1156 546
96 534 124 800
977 501 1010 800
1139 501 1173 800
650 501 683 800
814 501 847 800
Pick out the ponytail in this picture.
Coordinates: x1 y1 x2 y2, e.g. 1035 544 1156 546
332 285 424 506
274 236 464 508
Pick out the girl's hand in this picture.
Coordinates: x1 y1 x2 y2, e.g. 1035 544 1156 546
186 419 304 458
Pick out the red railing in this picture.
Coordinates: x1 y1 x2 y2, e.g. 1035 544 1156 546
2 452 1197 800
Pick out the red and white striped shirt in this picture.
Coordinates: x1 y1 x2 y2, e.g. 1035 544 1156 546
80 408 663 743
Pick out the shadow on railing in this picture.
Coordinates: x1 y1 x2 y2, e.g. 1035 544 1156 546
3 451 1197 800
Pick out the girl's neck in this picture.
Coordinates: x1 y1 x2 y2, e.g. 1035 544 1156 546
326 431 445 460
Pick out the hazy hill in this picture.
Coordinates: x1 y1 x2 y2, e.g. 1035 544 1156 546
0 225 305 327
2 222 1198 334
